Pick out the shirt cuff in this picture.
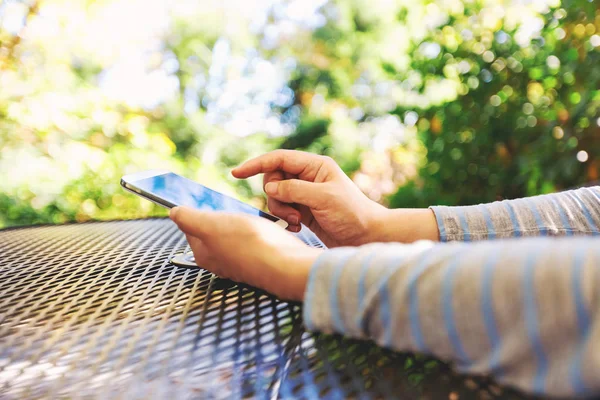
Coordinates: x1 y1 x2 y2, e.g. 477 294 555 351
430 205 491 242
430 205 457 242
302 247 362 335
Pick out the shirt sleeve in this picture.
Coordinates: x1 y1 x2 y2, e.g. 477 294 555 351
303 238 600 398
430 186 600 242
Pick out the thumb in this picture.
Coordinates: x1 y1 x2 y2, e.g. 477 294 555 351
169 206 218 238
264 179 326 209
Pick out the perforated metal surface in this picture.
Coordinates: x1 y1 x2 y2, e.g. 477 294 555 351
0 220 530 399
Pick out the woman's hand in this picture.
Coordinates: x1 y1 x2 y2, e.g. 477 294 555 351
232 150 439 247
232 150 387 247
169 206 323 301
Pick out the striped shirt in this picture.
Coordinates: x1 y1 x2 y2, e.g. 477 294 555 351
303 186 600 397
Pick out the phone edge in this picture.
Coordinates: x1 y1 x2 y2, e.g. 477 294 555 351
121 180 176 209
120 174 288 228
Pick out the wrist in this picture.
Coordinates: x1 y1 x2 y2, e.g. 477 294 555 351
368 208 439 243
278 247 323 302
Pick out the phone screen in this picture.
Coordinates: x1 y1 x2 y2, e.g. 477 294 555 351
132 172 280 223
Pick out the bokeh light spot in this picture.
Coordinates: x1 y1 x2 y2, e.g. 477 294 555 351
482 51 495 63
546 55 560 69
490 95 501 106
552 126 564 139
573 24 586 37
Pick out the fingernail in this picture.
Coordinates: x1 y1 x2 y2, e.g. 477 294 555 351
169 207 180 221
265 182 278 195
288 215 299 225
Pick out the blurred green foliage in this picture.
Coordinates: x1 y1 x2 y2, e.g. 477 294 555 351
392 0 600 207
0 0 598 228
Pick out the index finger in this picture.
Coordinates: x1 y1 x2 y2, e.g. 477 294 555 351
231 150 324 179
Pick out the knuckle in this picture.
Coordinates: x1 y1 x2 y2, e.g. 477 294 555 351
265 150 287 170
321 155 336 168
272 149 287 159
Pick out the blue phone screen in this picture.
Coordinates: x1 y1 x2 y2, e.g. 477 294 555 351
133 173 279 222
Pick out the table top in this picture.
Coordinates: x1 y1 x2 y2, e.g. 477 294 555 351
0 219 532 399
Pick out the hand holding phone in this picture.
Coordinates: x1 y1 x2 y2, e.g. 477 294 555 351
121 170 288 229
169 205 322 300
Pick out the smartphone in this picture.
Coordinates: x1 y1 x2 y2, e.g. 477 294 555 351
121 170 288 229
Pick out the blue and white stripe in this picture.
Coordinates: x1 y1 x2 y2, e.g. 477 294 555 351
304 186 600 398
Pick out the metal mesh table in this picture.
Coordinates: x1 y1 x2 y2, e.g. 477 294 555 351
0 219 533 399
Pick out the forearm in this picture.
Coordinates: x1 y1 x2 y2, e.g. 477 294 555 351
369 208 440 243
367 186 600 244
432 186 600 242
303 238 600 397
